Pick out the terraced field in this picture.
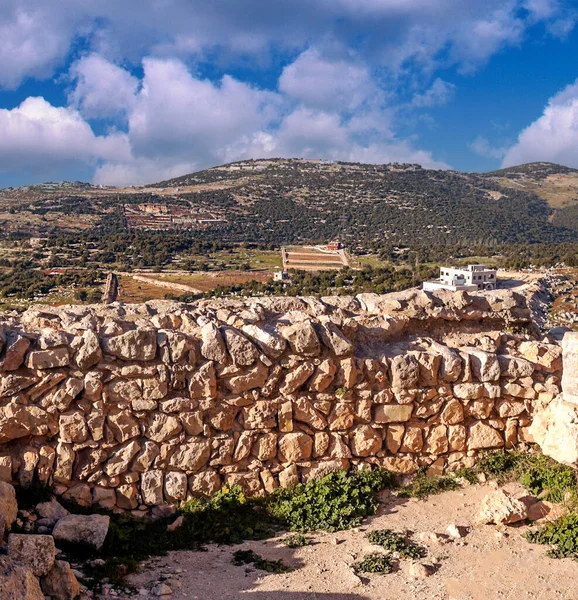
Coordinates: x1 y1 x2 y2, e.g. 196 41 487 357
282 246 347 271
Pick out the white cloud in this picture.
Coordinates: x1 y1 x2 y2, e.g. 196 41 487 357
279 48 374 111
502 79 578 167
0 0 574 89
0 97 130 173
470 136 509 160
412 78 456 107
68 55 139 119
0 7 79 89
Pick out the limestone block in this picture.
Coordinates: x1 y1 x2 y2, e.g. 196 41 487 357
467 422 503 450
440 399 464 425
280 321 320 357
241 324 287 358
8 534 55 577
562 332 578 403
164 471 188 502
374 404 413 423
188 470 221 497
0 482 18 530
169 439 211 472
222 327 259 366
102 329 157 361
278 432 313 462
224 361 269 394
52 514 110 550
0 556 44 600
351 425 382 457
390 355 419 389
243 401 277 429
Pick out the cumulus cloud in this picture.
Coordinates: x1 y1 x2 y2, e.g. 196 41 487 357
279 48 374 111
68 55 139 119
502 79 578 167
0 0 574 89
412 78 456 107
0 97 130 173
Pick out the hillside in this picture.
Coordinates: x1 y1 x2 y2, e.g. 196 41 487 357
1 158 578 243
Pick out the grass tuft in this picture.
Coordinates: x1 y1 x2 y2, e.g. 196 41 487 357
232 549 292 573
352 552 394 575
367 529 426 559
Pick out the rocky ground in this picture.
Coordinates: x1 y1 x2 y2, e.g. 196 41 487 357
122 482 576 600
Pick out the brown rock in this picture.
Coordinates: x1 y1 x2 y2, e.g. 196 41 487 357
224 361 269 393
478 489 527 525
188 470 221 497
243 400 277 429
309 359 337 392
328 402 355 431
40 560 79 600
280 362 315 395
223 327 259 366
146 413 182 443
169 439 211 472
0 482 18 531
440 399 464 425
281 321 320 357
2 335 31 371
468 422 504 450
58 410 88 443
278 432 313 462
8 534 55 577
102 329 157 361
351 425 382 457
52 514 110 550
424 425 448 454
374 404 413 423
0 556 44 600
200 323 228 363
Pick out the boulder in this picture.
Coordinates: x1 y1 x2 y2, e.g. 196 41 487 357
222 327 259 366
200 323 228 363
223 361 269 393
40 560 79 600
374 404 413 423
35 498 68 527
351 425 382 457
467 422 504 450
281 321 320 357
478 489 528 525
26 348 70 370
562 332 578 404
530 396 578 465
318 323 353 356
278 432 313 462
8 534 55 577
2 335 31 371
0 556 44 600
73 329 102 370
102 329 157 361
141 470 164 505
241 324 286 358
0 482 18 531
279 362 315 395
52 514 110 550
390 355 419 389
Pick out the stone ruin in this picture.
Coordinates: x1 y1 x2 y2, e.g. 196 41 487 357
0 286 568 514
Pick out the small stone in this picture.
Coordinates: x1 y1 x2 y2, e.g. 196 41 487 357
478 488 528 525
446 524 465 539
407 562 435 579
152 583 173 596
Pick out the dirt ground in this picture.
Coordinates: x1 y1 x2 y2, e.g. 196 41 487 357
125 482 578 600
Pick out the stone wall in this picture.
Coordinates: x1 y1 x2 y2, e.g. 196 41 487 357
0 287 563 513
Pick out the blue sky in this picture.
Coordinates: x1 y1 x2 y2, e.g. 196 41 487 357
1 0 578 187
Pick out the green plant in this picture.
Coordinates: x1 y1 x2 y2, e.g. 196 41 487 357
282 533 312 548
525 512 578 559
475 450 524 480
519 456 576 503
453 467 479 485
397 468 461 499
352 552 394 574
232 549 292 573
366 529 426 559
269 469 394 532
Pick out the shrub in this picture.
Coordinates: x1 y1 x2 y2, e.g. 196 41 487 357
232 549 292 573
525 513 578 559
282 533 312 548
397 468 461 499
268 469 394 532
352 552 394 574
366 529 426 559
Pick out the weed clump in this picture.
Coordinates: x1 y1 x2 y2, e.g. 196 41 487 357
282 533 312 548
269 469 394 532
525 513 578 559
352 552 394 575
232 549 292 573
397 468 461 499
367 529 426 559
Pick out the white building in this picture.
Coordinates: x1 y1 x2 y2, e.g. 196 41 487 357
423 265 497 292
274 270 290 282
